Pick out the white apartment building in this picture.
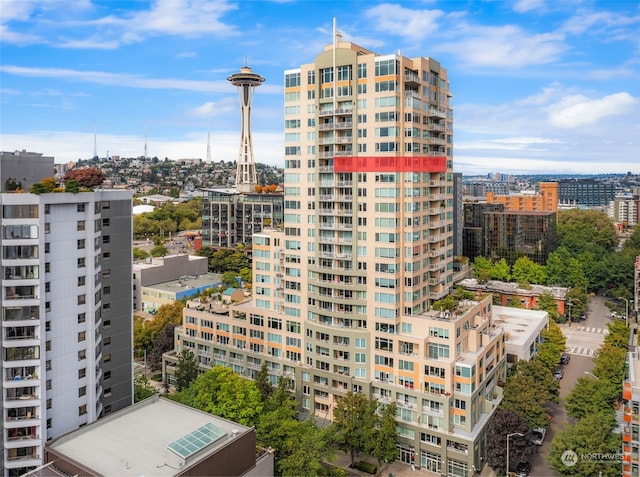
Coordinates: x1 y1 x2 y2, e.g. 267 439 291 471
164 37 508 476
1 190 133 476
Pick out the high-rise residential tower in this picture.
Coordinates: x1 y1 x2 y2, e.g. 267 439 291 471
167 33 508 475
1 185 133 476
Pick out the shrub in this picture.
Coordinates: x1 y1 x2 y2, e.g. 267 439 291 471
355 461 377 475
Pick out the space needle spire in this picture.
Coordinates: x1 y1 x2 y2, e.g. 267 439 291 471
227 64 265 193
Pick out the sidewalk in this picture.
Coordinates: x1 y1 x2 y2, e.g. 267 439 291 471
327 451 497 477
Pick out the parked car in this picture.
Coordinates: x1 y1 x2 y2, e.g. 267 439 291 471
579 313 587 320
516 461 532 477
553 367 564 380
560 353 570 365
531 427 547 445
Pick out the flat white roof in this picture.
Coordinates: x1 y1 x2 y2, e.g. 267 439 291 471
493 306 548 348
47 396 251 477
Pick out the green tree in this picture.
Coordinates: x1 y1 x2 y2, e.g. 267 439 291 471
548 412 621 476
222 271 240 288
592 343 627 399
535 291 560 322
432 294 457 312
517 360 560 402
473 256 494 283
546 246 572 286
535 322 566 369
278 419 334 477
174 349 199 392
557 209 618 256
332 392 378 466
133 247 150 261
255 362 273 402
65 179 80 193
500 363 555 430
134 375 157 402
511 256 547 286
175 366 263 427
492 258 511 282
150 244 168 257
564 376 615 419
367 402 398 473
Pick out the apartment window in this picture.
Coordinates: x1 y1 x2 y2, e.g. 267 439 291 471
103 235 110 244
104 371 111 380
47 419 52 429
102 269 111 278
45 204 50 214
77 220 85 231
77 258 85 268
77 204 85 212
47 398 52 409
78 331 86 342
102 201 110 209
46 321 51 332
78 350 86 360
78 312 86 323
45 243 50 253
46 379 52 390
45 301 51 312
77 239 85 249
79 386 86 397
79 405 87 415
104 387 112 397
45 262 50 273
78 276 86 286
78 295 86 305
46 340 51 351
103 319 111 328
102 218 110 227
46 360 51 371
104 336 111 346
44 223 50 234
104 353 111 363
45 282 51 292
103 252 110 260
103 285 111 295
78 368 86 379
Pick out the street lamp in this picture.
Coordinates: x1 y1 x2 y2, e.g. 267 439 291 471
506 432 524 477
621 298 630 327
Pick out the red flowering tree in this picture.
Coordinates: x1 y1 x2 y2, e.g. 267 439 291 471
63 167 106 188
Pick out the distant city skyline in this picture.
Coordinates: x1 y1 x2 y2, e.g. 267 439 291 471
1 0 638 175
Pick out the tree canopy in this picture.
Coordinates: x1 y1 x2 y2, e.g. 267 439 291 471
63 167 106 188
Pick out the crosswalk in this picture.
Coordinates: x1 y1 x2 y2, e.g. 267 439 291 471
573 326 609 334
565 346 597 357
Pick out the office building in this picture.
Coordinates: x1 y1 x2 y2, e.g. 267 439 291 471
453 173 463 259
165 35 510 475
558 179 616 207
462 202 505 260
1 188 133 476
39 396 272 477
0 151 55 193
482 210 557 265
133 254 208 311
486 182 558 212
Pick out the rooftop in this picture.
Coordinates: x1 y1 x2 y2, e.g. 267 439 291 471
143 272 222 293
493 306 548 348
46 396 252 477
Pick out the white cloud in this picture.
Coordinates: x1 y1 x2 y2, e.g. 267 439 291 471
190 97 237 118
548 92 639 128
513 0 545 14
364 3 445 41
437 25 567 68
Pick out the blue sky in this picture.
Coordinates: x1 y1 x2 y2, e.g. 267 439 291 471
1 0 638 175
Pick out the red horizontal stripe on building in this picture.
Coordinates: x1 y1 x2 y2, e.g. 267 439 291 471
333 156 447 173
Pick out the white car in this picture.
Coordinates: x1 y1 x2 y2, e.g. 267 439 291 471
531 427 546 446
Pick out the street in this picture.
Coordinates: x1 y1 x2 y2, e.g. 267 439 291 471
527 295 613 476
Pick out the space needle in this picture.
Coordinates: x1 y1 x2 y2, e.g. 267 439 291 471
227 65 265 193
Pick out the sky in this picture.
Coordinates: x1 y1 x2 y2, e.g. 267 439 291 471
1 0 639 176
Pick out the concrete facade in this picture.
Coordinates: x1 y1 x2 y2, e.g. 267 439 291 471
0 151 55 193
1 189 133 476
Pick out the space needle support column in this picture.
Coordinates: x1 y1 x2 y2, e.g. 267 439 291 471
227 66 265 193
